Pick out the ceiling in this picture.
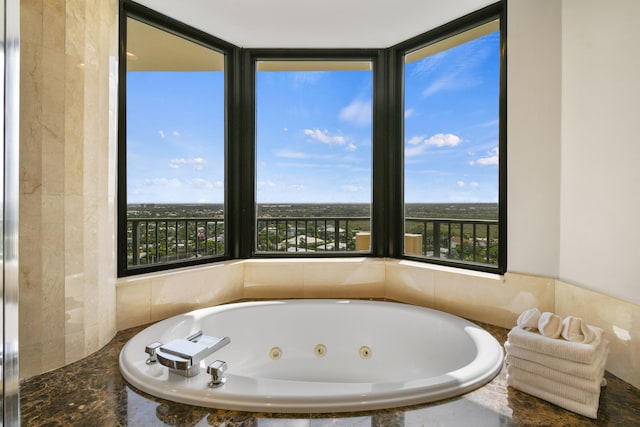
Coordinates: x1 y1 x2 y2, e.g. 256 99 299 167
133 0 497 49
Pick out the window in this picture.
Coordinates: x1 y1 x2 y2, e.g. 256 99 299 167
118 7 229 276
118 2 505 276
402 16 504 270
255 60 373 254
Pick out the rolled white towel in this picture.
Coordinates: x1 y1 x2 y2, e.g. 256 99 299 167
507 326 603 364
505 354 605 393
562 316 597 344
517 308 541 332
538 311 563 338
507 374 600 419
504 340 608 379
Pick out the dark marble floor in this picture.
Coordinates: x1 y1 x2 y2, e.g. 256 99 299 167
20 322 640 426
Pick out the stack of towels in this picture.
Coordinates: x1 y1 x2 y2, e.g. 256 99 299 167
505 308 609 419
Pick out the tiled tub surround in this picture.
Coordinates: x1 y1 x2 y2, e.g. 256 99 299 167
20 321 640 426
117 259 640 390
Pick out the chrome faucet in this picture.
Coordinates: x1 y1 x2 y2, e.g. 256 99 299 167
146 331 230 377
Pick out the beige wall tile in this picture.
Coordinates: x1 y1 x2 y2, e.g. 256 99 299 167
64 294 85 335
555 280 640 389
433 269 554 329
83 321 99 356
64 0 85 57
18 284 43 347
42 0 65 51
503 272 556 313
41 336 66 373
18 342 43 380
19 0 119 379
385 260 435 307
117 263 244 328
116 280 152 330
21 0 44 44
243 260 305 299
64 330 85 365
150 263 244 322
303 259 385 298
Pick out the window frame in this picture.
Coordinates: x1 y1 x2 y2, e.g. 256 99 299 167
117 0 506 277
117 1 238 276
392 2 507 274
244 50 384 259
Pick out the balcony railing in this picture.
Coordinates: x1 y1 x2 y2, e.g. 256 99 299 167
126 216 498 268
256 217 370 252
405 217 499 266
127 218 225 267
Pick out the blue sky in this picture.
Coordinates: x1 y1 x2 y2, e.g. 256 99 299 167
404 31 500 203
127 71 225 203
256 67 372 203
127 31 499 205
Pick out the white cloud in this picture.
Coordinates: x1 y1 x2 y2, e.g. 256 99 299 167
423 75 457 97
275 150 335 159
470 147 499 166
289 184 305 191
304 128 346 146
457 181 465 187
408 135 425 145
346 143 357 152
415 36 493 98
428 133 462 147
169 159 183 169
158 130 165 139
169 157 207 170
339 99 371 126
172 131 180 137
471 182 480 187
405 133 462 157
405 108 415 119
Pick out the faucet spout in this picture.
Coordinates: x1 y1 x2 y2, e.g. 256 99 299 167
154 331 231 377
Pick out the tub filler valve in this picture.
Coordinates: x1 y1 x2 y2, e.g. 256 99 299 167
207 360 227 387
145 341 163 364
149 331 231 377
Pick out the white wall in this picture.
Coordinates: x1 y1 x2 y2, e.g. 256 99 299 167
559 0 640 305
507 0 562 278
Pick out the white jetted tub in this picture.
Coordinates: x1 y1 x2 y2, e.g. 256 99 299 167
119 299 503 413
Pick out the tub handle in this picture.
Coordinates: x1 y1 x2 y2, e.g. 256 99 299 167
207 360 227 387
145 341 163 364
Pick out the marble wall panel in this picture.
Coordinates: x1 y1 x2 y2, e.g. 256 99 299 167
432 269 555 329
385 260 436 308
150 262 244 322
116 280 152 331
19 0 119 379
243 260 305 299
555 280 640 389
302 259 386 298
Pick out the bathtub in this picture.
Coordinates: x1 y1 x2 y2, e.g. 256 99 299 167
119 299 504 413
